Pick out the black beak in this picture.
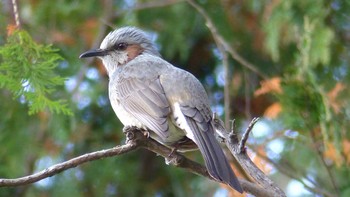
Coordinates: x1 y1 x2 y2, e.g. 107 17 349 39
79 48 108 58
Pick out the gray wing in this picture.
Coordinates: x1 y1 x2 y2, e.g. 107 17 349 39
116 76 171 140
180 106 243 193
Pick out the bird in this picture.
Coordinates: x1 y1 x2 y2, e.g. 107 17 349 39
79 26 243 193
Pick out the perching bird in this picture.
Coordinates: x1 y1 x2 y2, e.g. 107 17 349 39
79 26 243 193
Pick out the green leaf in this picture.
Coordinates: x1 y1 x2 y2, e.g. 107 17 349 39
0 30 72 115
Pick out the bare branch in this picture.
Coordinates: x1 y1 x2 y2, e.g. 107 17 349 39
11 0 21 27
310 130 339 195
0 143 138 187
0 127 275 196
239 117 259 153
226 119 286 196
186 0 268 80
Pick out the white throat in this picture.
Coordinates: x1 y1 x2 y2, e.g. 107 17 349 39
101 52 128 75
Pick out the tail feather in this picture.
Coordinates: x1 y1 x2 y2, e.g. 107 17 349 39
186 116 243 193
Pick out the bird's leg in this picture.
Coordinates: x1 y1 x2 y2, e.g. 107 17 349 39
165 146 179 165
141 129 150 138
122 126 138 144
168 137 196 157
168 147 178 157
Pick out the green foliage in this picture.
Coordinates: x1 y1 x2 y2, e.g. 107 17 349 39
0 30 72 115
279 79 323 130
137 2 198 61
1 0 350 196
263 0 333 64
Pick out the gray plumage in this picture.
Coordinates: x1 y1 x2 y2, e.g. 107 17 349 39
80 26 243 193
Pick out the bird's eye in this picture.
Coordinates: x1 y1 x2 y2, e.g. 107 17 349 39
114 43 128 51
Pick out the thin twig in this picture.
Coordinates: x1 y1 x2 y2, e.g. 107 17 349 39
222 47 231 129
226 118 286 196
310 130 339 195
239 117 259 153
228 119 239 144
186 0 268 80
243 69 252 119
11 0 21 27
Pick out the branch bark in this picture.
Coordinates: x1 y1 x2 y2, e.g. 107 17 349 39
227 118 286 196
0 122 283 196
186 0 268 80
0 143 138 187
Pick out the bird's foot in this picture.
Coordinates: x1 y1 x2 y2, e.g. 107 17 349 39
165 157 177 165
217 135 226 143
168 147 177 158
165 148 178 165
165 150 182 166
141 129 150 138
123 126 138 144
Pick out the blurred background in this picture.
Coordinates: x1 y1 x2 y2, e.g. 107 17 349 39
1 0 349 196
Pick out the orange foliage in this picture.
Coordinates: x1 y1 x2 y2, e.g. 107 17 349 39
264 102 282 119
327 82 345 114
7 24 18 36
323 142 343 167
254 77 282 96
342 140 350 165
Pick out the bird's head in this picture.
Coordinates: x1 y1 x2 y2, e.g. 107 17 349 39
80 26 160 74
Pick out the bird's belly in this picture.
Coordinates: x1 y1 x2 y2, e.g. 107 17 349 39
109 94 192 149
110 97 185 143
110 99 146 129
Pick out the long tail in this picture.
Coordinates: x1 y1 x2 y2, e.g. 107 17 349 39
180 106 243 193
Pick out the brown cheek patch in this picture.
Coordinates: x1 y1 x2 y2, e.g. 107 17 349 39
127 45 144 61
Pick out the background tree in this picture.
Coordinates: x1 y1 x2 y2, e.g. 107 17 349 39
0 0 349 196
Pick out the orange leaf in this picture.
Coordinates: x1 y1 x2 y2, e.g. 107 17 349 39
342 139 350 165
7 24 18 36
324 142 343 167
254 77 282 96
327 83 345 114
264 102 282 119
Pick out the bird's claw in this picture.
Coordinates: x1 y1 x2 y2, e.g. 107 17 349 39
142 130 150 138
168 147 177 157
123 126 138 143
165 157 175 165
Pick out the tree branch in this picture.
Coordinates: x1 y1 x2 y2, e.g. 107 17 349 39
11 0 21 28
227 118 286 196
0 142 138 187
186 0 268 80
0 123 279 196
